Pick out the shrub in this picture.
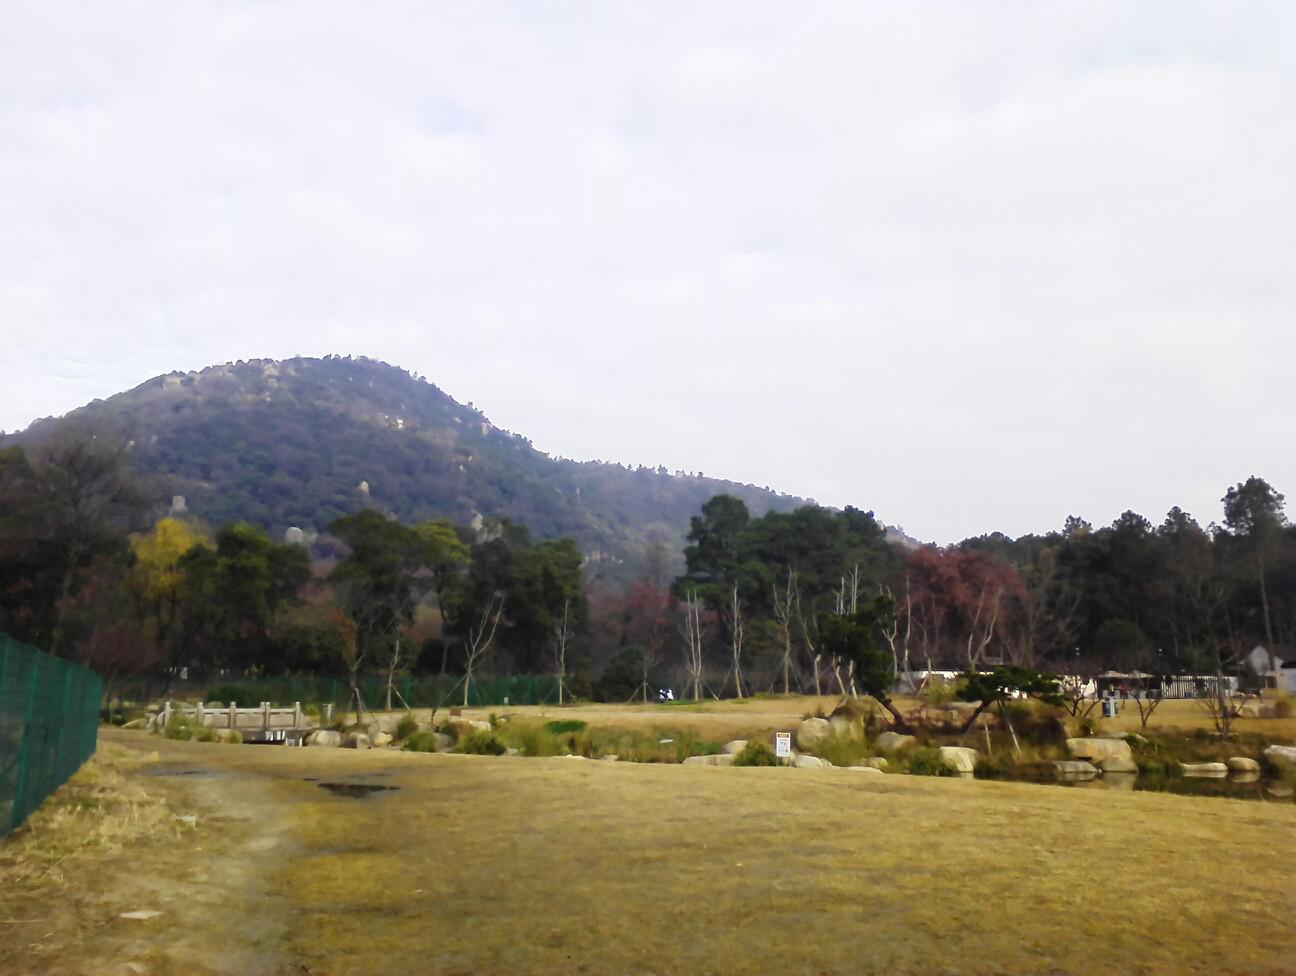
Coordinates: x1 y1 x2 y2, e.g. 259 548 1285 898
815 734 872 769
457 730 507 756
396 713 419 740
192 727 219 743
402 730 444 753
1078 716 1098 737
921 678 959 706
505 722 565 757
163 715 196 741
733 741 778 766
545 719 587 735
907 746 956 777
972 752 1010 779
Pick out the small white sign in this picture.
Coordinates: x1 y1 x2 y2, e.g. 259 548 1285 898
774 731 792 758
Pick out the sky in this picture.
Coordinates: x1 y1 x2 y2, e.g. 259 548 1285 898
2 2 1295 544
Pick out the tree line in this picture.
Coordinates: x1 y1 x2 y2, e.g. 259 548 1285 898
1 426 1291 707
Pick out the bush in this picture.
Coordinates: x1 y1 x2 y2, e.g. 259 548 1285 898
396 713 419 740
163 714 196 741
457 730 507 756
921 678 959 706
505 722 565 757
972 752 1011 779
733 741 778 766
907 746 956 777
1078 716 1098 736
402 730 444 753
545 719 587 735
815 734 872 769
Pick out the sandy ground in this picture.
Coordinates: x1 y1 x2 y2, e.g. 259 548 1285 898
1 722 1293 976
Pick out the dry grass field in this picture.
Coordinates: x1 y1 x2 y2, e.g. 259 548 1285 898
1 716 1294 976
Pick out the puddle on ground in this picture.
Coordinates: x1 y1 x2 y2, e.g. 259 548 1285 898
317 782 399 798
141 767 224 778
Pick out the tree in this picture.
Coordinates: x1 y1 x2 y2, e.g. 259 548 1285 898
127 517 208 668
330 510 425 710
1221 477 1287 668
679 588 707 702
817 593 908 730
956 666 1062 754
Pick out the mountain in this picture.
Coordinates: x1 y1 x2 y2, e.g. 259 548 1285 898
8 356 819 578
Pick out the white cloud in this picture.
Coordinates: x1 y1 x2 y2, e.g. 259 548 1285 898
2 1 1294 541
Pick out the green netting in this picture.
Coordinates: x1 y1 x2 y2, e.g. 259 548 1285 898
0 634 102 837
199 673 562 710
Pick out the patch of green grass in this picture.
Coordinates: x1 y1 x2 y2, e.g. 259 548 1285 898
814 734 872 768
501 722 566 757
544 719 587 735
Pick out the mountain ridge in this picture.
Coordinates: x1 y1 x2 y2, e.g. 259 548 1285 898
10 355 895 576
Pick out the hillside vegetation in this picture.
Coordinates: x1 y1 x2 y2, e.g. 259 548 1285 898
7 356 805 578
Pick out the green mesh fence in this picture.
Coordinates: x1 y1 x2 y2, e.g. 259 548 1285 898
198 673 562 710
0 634 102 837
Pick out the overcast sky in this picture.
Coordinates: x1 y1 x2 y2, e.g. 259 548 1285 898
2 2 1294 543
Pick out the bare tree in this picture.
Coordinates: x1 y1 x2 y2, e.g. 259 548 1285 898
331 609 367 721
963 584 1004 670
462 593 505 707
553 598 572 705
727 581 746 699
880 574 914 687
679 589 705 701
771 568 798 695
383 636 411 712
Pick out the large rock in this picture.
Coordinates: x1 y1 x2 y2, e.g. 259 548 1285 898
1181 762 1228 777
828 714 863 741
681 753 735 767
722 739 748 756
1053 760 1099 778
938 746 978 773
121 718 148 730
1066 738 1133 765
873 731 916 755
1264 745 1296 772
845 765 883 775
796 717 832 752
1227 757 1260 773
343 732 372 750
305 730 342 748
371 732 393 748
793 755 830 769
859 757 889 770
1099 755 1138 774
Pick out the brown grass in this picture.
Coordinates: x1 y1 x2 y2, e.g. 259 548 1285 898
4 714 1295 975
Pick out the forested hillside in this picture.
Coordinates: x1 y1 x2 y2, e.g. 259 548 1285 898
5 356 807 578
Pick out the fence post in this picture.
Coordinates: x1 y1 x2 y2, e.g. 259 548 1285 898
262 701 270 731
196 701 205 727
163 700 172 728
294 701 302 728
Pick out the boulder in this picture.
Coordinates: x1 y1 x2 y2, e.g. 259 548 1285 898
504 747 521 757
938 746 978 773
873 731 916 755
845 765 883 775
793 755 830 769
467 719 492 732
1053 760 1100 778
121 718 148 730
366 713 412 737
343 732 372 750
681 754 735 767
1226 757 1260 773
860 757 888 770
305 730 342 748
1065 738 1133 765
371 732 393 748
1099 755 1138 774
1180 762 1228 777
796 717 832 752
722 739 748 756
1264 744 1296 772
828 714 863 741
